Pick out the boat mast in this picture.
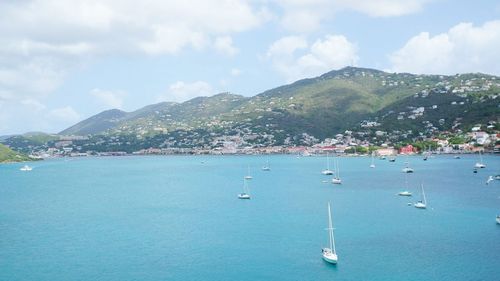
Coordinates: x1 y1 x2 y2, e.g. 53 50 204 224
327 202 336 253
421 184 426 205
326 152 330 170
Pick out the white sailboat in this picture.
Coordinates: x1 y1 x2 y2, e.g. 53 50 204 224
244 165 253 180
369 152 375 168
20 165 33 171
261 157 270 171
414 184 427 209
474 150 486 168
398 173 412 196
402 161 414 173
238 178 251 199
332 158 342 184
322 153 334 175
322 202 338 264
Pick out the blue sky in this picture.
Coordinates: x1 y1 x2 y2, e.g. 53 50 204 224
0 0 499 135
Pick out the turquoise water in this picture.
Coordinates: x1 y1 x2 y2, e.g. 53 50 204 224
1 155 499 281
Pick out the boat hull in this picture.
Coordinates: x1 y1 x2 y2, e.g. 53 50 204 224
322 249 338 264
238 193 251 199
398 191 412 196
414 203 426 209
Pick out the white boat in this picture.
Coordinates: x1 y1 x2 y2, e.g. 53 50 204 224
414 184 427 209
496 215 500 225
398 173 412 196
332 158 342 184
474 150 486 168
244 165 253 180
388 157 396 162
322 153 334 175
486 176 494 185
261 158 270 171
238 178 251 199
402 161 414 173
399 191 412 196
322 202 338 264
20 165 33 171
369 152 375 168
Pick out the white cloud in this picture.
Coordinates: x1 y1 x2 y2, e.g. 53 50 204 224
49 106 81 122
21 99 46 112
336 0 431 17
90 88 126 109
157 81 214 103
389 20 500 75
267 34 358 82
275 0 432 32
0 0 267 103
214 36 239 56
231 68 242 77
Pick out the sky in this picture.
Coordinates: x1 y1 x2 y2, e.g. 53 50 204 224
0 0 499 135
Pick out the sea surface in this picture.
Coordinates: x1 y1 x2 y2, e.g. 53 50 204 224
1 155 499 281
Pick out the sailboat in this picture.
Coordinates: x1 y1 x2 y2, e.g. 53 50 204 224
322 202 338 264
20 165 33 171
332 158 342 184
414 184 427 209
238 178 251 199
402 161 414 173
398 173 412 196
261 157 270 171
244 165 253 180
369 152 375 168
474 150 486 168
322 153 334 175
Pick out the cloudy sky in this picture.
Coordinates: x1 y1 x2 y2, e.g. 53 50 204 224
1 0 499 135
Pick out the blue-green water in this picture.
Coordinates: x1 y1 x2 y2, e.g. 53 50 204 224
1 155 499 281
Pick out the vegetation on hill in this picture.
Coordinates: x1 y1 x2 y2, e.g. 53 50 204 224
0 144 32 162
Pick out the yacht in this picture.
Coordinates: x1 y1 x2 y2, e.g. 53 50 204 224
238 178 251 199
369 152 375 168
332 158 342 184
402 161 414 173
474 150 486 168
414 184 427 209
20 165 33 171
322 202 338 264
398 173 412 196
244 165 253 180
321 153 334 175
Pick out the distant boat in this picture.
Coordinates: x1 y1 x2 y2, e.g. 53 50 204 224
398 173 412 196
473 168 478 174
322 202 338 264
322 153 334 175
496 215 500 225
402 160 414 173
369 152 375 168
474 151 486 168
20 165 33 171
261 158 270 171
379 155 387 160
244 165 253 180
414 184 427 209
495 175 500 180
486 176 494 185
332 158 342 184
388 156 396 162
454 156 461 159
238 178 251 199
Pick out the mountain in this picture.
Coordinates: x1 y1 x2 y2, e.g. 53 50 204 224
59 67 499 143
0 144 32 162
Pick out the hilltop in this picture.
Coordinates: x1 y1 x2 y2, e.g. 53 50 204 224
2 67 499 153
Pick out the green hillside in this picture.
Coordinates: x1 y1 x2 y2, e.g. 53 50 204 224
0 144 32 163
